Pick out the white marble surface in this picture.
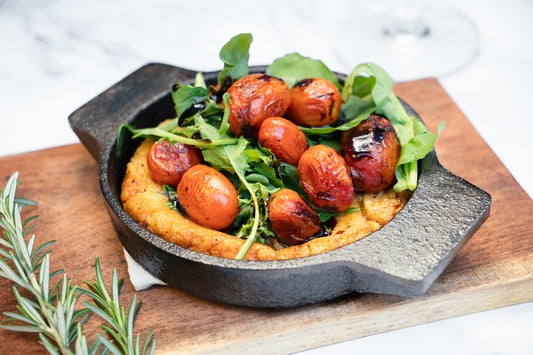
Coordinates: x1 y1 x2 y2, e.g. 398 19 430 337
1 0 532 354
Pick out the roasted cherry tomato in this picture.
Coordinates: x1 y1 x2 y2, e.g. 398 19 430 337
268 188 322 245
285 78 341 127
258 117 308 166
341 115 401 192
226 74 291 137
297 145 354 212
177 165 239 230
147 139 203 186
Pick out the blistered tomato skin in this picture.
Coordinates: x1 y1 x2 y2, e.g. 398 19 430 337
285 78 342 127
258 117 308 166
177 165 239 230
297 145 354 212
268 189 322 245
341 115 401 192
147 140 203 186
226 74 291 137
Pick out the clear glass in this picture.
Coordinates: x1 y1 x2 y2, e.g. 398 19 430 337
334 1 481 81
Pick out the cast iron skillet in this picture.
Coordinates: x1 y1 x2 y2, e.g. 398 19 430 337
68 63 491 308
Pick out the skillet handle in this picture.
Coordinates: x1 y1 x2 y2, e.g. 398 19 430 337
68 63 198 161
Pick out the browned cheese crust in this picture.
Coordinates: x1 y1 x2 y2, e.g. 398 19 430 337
121 139 410 260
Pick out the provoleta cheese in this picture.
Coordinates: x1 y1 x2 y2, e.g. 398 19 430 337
121 139 409 261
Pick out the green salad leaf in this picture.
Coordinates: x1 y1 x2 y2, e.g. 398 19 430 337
266 53 341 88
211 33 252 101
299 104 374 135
171 84 209 119
219 33 252 82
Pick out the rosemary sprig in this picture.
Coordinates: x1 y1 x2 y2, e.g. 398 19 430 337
80 259 155 355
0 172 155 354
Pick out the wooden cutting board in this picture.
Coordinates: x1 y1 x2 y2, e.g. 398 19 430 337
1 78 532 354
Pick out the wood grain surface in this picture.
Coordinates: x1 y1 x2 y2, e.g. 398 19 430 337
1 78 532 354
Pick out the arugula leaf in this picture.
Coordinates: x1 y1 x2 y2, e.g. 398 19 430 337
233 184 276 245
194 71 207 89
266 53 341 88
171 84 209 119
316 135 342 152
248 161 284 189
243 145 284 189
348 74 376 101
160 185 181 212
278 163 305 197
118 124 238 149
398 120 445 166
202 136 249 174
223 145 262 259
218 92 231 135
211 33 253 101
341 94 375 120
299 105 375 135
219 33 252 80
315 207 360 223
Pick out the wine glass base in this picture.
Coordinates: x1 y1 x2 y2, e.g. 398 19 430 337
333 5 481 82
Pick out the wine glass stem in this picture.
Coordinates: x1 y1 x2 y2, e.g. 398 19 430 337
383 0 430 40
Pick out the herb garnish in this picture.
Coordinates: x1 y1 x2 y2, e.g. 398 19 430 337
0 172 155 354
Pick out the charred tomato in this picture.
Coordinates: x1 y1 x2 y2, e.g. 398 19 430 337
177 165 239 230
285 78 341 127
297 144 354 212
341 115 401 192
268 188 322 245
225 74 291 137
147 139 203 186
258 117 308 166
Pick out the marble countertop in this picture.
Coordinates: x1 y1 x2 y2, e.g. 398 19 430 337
1 0 532 354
